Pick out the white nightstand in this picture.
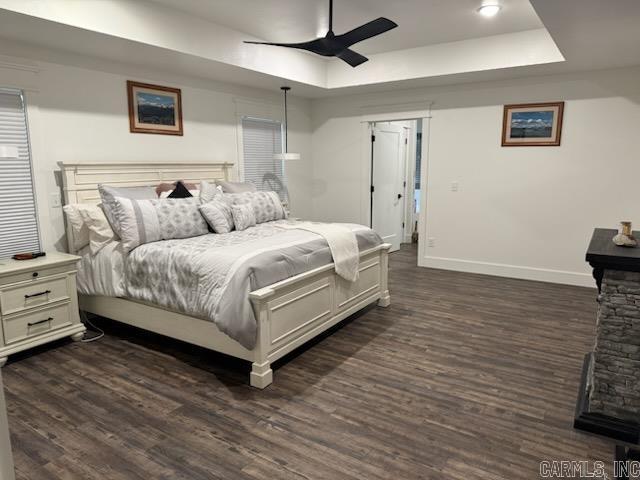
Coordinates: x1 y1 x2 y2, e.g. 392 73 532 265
0 252 86 366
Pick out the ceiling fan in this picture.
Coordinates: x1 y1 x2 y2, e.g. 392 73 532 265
244 0 398 67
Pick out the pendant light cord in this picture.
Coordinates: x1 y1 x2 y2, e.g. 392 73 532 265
281 86 291 153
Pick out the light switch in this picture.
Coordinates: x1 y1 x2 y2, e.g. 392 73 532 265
50 192 61 208
451 181 459 192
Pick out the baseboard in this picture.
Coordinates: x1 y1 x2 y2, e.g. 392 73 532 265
419 255 593 287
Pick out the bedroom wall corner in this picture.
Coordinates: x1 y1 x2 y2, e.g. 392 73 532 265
310 66 640 287
0 44 314 254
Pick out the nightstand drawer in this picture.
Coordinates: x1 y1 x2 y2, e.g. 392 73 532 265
2 303 72 345
0 275 70 316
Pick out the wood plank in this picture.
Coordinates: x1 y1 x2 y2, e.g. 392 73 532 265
3 244 613 479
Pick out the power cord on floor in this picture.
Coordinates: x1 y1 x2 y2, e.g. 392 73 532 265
79 310 105 343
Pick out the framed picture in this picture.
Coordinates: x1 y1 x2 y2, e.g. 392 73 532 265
501 101 564 146
127 81 183 135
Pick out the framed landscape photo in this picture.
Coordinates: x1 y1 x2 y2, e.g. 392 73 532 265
127 81 183 135
501 102 564 146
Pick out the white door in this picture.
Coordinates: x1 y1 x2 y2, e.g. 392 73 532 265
371 123 406 252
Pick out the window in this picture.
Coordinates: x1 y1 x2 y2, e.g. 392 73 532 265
241 117 287 201
0 89 40 258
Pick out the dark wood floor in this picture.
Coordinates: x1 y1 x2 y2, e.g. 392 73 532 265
4 244 614 479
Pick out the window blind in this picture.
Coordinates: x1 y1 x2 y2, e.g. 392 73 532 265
241 117 286 201
0 90 40 259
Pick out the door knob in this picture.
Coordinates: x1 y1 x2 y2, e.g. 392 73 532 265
397 194 402 199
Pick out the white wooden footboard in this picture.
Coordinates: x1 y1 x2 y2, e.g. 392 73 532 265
78 243 391 389
248 243 391 388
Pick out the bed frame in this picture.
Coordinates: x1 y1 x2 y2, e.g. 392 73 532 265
60 161 391 388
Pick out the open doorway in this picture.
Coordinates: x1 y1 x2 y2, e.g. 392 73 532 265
370 119 422 253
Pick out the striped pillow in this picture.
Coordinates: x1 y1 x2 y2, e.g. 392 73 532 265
225 191 286 224
230 203 256 231
98 185 158 234
112 197 208 251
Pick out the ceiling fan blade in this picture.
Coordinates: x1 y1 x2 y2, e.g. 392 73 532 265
335 17 398 49
244 39 329 55
244 40 310 49
335 49 369 68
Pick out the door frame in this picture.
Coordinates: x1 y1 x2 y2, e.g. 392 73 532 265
359 107 432 263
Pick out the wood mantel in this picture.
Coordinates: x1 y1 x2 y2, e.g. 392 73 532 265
586 228 640 292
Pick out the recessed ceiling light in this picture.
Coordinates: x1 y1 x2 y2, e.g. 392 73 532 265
477 4 501 17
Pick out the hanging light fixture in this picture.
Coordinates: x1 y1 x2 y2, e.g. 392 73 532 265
274 86 301 161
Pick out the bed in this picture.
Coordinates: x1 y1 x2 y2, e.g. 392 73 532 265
61 161 391 388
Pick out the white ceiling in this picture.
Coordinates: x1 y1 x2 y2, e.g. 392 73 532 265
0 0 639 98
150 0 544 55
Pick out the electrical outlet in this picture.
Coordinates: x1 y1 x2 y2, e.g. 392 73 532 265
50 192 61 208
428 237 435 247
451 181 459 192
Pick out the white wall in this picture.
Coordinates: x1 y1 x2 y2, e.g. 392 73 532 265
0 44 313 253
311 67 640 286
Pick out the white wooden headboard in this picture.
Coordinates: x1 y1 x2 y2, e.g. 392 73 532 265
60 161 234 253
60 161 234 205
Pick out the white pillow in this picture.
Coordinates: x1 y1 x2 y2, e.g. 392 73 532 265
230 203 256 231
199 180 223 203
200 199 234 233
112 197 208 251
78 205 116 255
63 204 90 251
218 180 257 193
225 191 286 224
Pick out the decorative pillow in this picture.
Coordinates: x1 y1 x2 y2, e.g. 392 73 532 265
199 199 234 233
199 180 223 203
230 203 256 231
225 191 286 224
78 205 116 255
112 197 208 251
167 181 193 198
160 189 199 198
217 180 257 193
62 204 91 251
156 181 197 197
99 185 157 234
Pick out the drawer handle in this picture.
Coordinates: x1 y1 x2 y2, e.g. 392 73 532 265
28 317 53 327
24 290 51 299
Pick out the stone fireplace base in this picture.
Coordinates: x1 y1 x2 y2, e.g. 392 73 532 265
591 270 640 421
574 353 639 443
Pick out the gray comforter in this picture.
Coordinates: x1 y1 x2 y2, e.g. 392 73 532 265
124 220 382 349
